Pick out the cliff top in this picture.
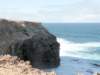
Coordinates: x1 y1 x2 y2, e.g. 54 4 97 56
0 55 56 75
0 19 41 27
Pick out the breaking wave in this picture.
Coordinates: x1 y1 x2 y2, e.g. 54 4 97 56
57 38 100 60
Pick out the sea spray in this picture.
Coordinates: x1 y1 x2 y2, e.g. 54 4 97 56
57 38 100 60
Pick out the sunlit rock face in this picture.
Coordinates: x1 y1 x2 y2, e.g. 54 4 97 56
0 19 60 68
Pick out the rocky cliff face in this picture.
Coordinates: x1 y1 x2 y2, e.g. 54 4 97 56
0 19 60 68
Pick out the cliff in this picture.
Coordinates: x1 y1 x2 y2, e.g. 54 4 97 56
0 19 60 68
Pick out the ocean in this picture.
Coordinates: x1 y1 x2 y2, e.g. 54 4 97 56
43 23 100 75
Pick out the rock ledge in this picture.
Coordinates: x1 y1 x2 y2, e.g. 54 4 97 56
0 55 56 75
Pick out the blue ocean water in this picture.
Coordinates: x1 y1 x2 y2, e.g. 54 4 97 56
43 23 100 60
43 23 100 75
43 23 100 43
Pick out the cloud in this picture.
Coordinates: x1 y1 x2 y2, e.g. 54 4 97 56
77 14 97 20
0 0 100 22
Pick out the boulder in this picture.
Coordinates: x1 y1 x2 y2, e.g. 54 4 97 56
0 19 60 68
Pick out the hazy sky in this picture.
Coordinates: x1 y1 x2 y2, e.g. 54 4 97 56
0 0 100 22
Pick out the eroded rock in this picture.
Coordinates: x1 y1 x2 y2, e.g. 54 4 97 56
0 19 60 68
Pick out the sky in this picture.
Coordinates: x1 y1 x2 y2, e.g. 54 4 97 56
0 0 100 22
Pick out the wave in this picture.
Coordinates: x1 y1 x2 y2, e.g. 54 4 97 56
57 38 100 60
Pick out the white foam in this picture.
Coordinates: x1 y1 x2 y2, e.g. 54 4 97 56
57 38 100 60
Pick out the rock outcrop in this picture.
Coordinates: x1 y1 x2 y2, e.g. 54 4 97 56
0 55 56 75
0 19 60 68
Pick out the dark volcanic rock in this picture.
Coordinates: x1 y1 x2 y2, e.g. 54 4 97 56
92 63 100 67
0 19 60 68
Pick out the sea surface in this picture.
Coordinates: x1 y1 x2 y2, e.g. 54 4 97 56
43 23 100 75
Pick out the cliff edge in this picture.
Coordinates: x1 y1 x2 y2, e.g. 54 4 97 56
0 55 56 75
0 19 60 68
